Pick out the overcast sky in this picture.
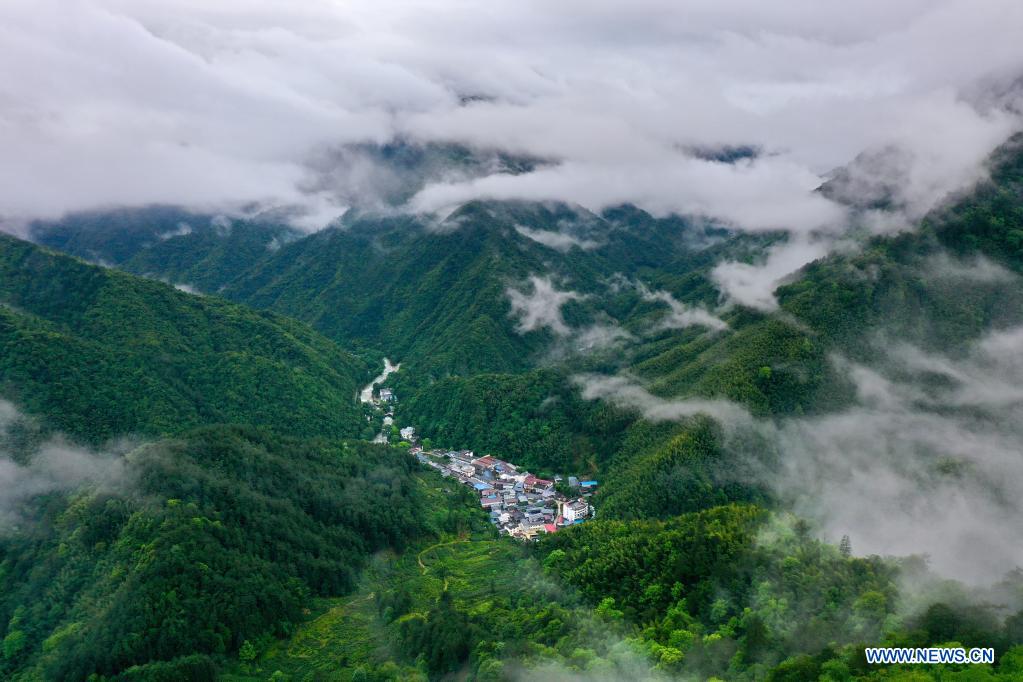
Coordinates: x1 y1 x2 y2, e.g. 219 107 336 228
2 0 1022 239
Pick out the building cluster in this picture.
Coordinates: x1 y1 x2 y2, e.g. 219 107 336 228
366 378 597 540
413 448 596 540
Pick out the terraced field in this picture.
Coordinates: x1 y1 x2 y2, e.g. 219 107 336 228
210 467 654 681
221 533 532 681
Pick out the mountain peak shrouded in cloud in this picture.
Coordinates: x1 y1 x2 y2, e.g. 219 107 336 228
8 4 1023 677
2 0 1022 242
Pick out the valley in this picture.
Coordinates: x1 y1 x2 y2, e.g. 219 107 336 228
359 361 598 539
2 129 1023 682
359 359 400 404
4 3 1023 680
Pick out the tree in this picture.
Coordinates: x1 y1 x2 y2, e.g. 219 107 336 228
595 597 624 622
543 549 566 574
2 630 26 660
238 640 257 663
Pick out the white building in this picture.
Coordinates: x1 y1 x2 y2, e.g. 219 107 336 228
562 499 590 523
400 426 415 441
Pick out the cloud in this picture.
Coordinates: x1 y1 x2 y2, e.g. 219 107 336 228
711 236 833 310
515 225 600 252
750 333 1023 584
920 252 1017 283
576 325 1023 584
409 156 849 234
571 324 635 352
158 222 193 240
574 373 755 426
0 0 1020 241
633 281 728 331
0 400 127 529
507 275 585 335
712 232 1018 312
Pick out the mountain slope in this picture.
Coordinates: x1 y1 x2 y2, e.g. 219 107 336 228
30 206 301 293
0 234 370 442
0 427 436 681
395 137 1023 510
3 136 1023 682
224 200 756 382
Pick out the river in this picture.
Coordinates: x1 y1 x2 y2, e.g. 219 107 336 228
359 357 400 403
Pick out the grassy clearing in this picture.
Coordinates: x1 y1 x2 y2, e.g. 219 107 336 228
221 538 533 681
220 470 532 681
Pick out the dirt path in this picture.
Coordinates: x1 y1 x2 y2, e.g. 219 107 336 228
416 537 469 574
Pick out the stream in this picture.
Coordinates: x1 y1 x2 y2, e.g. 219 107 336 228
359 357 400 403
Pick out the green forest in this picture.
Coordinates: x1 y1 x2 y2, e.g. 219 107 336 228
0 235 372 443
0 426 440 681
2 134 1023 681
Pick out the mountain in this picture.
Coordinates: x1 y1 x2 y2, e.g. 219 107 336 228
301 140 545 209
30 206 302 293
27 141 544 295
5 136 1023 681
223 200 759 382
0 426 443 681
0 233 370 443
418 136 1023 459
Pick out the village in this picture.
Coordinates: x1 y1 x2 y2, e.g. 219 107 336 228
412 446 597 540
361 361 597 540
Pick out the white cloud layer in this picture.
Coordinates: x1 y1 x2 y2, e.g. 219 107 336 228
634 281 729 331
576 325 1023 584
507 276 584 335
1 0 1021 238
712 237 834 310
0 400 127 529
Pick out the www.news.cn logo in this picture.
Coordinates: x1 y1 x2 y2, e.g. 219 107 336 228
865 647 995 665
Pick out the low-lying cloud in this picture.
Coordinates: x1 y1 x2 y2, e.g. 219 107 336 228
711 236 834 311
633 281 729 331
0 400 127 529
756 333 1023 584
575 373 754 426
507 275 585 335
515 225 601 252
576 325 1023 584
1 0 1021 251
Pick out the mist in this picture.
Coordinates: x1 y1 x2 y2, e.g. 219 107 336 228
0 400 128 529
575 324 1023 585
2 0 1021 267
507 276 586 336
620 280 731 332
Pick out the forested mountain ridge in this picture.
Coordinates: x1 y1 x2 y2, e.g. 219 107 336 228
221 199 749 381
5 0 1023 679
395 196 1023 473
3 137 1023 681
27 141 545 298
0 233 371 443
23 138 1023 468
0 426 459 681
30 205 302 294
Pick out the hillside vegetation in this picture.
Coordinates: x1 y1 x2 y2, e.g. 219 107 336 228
0 234 370 443
31 206 301 293
4 137 1023 681
0 427 442 681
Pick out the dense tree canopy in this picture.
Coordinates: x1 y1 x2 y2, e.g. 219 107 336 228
0 427 432 680
0 234 370 443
